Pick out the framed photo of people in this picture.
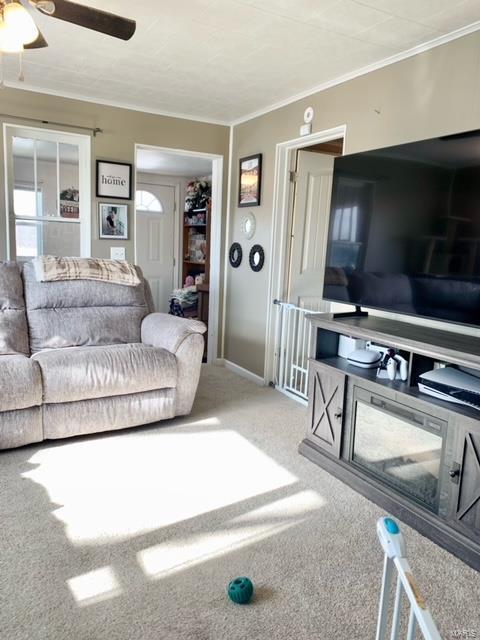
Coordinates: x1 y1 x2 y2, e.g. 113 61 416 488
98 203 128 239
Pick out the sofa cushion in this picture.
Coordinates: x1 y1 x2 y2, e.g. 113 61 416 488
0 355 42 412
23 261 150 353
0 262 29 355
32 343 177 404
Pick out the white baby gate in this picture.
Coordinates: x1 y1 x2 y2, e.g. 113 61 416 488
376 517 442 640
273 300 324 402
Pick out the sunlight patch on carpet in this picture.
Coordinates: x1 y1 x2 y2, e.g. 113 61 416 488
67 566 122 606
138 490 324 579
24 430 298 544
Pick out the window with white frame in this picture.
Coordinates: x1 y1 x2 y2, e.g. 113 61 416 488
5 126 91 261
136 189 163 213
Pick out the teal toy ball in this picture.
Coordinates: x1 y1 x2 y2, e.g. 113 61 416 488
227 577 254 604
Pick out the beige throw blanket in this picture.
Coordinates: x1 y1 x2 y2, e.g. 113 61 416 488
33 256 141 287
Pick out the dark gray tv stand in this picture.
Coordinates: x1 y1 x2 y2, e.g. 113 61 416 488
299 314 480 570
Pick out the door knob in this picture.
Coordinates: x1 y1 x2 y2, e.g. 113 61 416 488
449 463 461 484
334 410 342 419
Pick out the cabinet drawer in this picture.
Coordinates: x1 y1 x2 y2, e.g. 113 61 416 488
306 359 346 458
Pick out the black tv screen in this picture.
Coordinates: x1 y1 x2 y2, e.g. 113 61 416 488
323 129 480 328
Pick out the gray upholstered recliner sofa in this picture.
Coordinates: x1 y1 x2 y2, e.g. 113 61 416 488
0 261 206 450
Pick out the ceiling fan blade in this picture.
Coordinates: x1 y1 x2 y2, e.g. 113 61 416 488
24 30 49 49
35 0 136 40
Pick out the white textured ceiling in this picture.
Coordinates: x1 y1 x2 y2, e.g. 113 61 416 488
6 0 480 123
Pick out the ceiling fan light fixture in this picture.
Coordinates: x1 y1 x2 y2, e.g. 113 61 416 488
35 1 55 15
0 17 25 53
3 1 39 44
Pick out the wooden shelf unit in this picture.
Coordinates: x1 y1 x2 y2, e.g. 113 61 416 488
301 313 480 570
182 201 211 360
182 203 211 285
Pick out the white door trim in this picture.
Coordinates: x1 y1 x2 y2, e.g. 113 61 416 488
134 144 223 364
3 122 91 260
264 125 347 385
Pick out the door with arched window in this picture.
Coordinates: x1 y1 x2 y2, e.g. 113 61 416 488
135 184 176 312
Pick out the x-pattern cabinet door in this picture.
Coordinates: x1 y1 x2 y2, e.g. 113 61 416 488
449 417 480 541
306 360 346 458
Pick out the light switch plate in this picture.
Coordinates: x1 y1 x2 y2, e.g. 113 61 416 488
300 123 312 137
110 247 126 260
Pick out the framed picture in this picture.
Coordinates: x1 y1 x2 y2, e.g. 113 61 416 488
98 203 128 239
59 187 79 219
96 160 132 200
238 153 262 207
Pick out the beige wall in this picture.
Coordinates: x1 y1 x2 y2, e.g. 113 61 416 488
0 86 229 264
224 32 480 377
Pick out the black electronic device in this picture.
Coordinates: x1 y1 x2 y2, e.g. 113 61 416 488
324 129 480 328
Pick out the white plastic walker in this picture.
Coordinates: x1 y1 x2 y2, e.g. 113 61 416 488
376 517 442 640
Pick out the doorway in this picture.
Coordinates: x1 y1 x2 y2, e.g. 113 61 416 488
134 145 223 363
265 127 346 400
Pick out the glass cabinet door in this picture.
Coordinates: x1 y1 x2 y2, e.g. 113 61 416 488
351 390 446 512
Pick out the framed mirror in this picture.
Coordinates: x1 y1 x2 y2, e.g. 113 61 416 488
249 244 265 272
241 211 256 240
229 242 243 268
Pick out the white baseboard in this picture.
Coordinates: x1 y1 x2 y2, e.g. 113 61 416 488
221 359 265 386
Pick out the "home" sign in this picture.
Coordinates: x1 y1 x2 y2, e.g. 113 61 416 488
96 160 132 200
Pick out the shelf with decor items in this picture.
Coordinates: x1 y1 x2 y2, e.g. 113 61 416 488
182 203 210 285
300 313 480 571
182 200 211 360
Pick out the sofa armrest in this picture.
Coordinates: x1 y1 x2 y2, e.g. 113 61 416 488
141 313 207 416
141 313 206 354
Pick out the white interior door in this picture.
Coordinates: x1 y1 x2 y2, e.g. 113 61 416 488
136 183 176 312
288 150 334 311
276 150 335 401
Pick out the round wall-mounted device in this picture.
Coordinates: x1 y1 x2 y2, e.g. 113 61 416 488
304 106 314 124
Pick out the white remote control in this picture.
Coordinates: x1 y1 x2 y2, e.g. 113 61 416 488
387 357 397 381
394 355 408 381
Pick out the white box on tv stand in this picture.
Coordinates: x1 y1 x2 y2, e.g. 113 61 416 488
338 335 367 359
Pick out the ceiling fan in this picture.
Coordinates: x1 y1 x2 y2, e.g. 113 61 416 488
0 0 136 54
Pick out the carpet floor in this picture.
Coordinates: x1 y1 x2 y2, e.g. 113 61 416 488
1 364 479 640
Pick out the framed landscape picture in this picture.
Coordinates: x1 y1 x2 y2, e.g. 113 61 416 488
99 203 128 239
238 153 262 207
96 160 132 200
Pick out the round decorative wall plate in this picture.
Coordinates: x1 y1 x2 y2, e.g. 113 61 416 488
249 244 265 272
229 242 243 268
241 211 256 240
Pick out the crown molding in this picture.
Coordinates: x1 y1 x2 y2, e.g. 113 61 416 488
2 80 231 127
230 20 480 126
